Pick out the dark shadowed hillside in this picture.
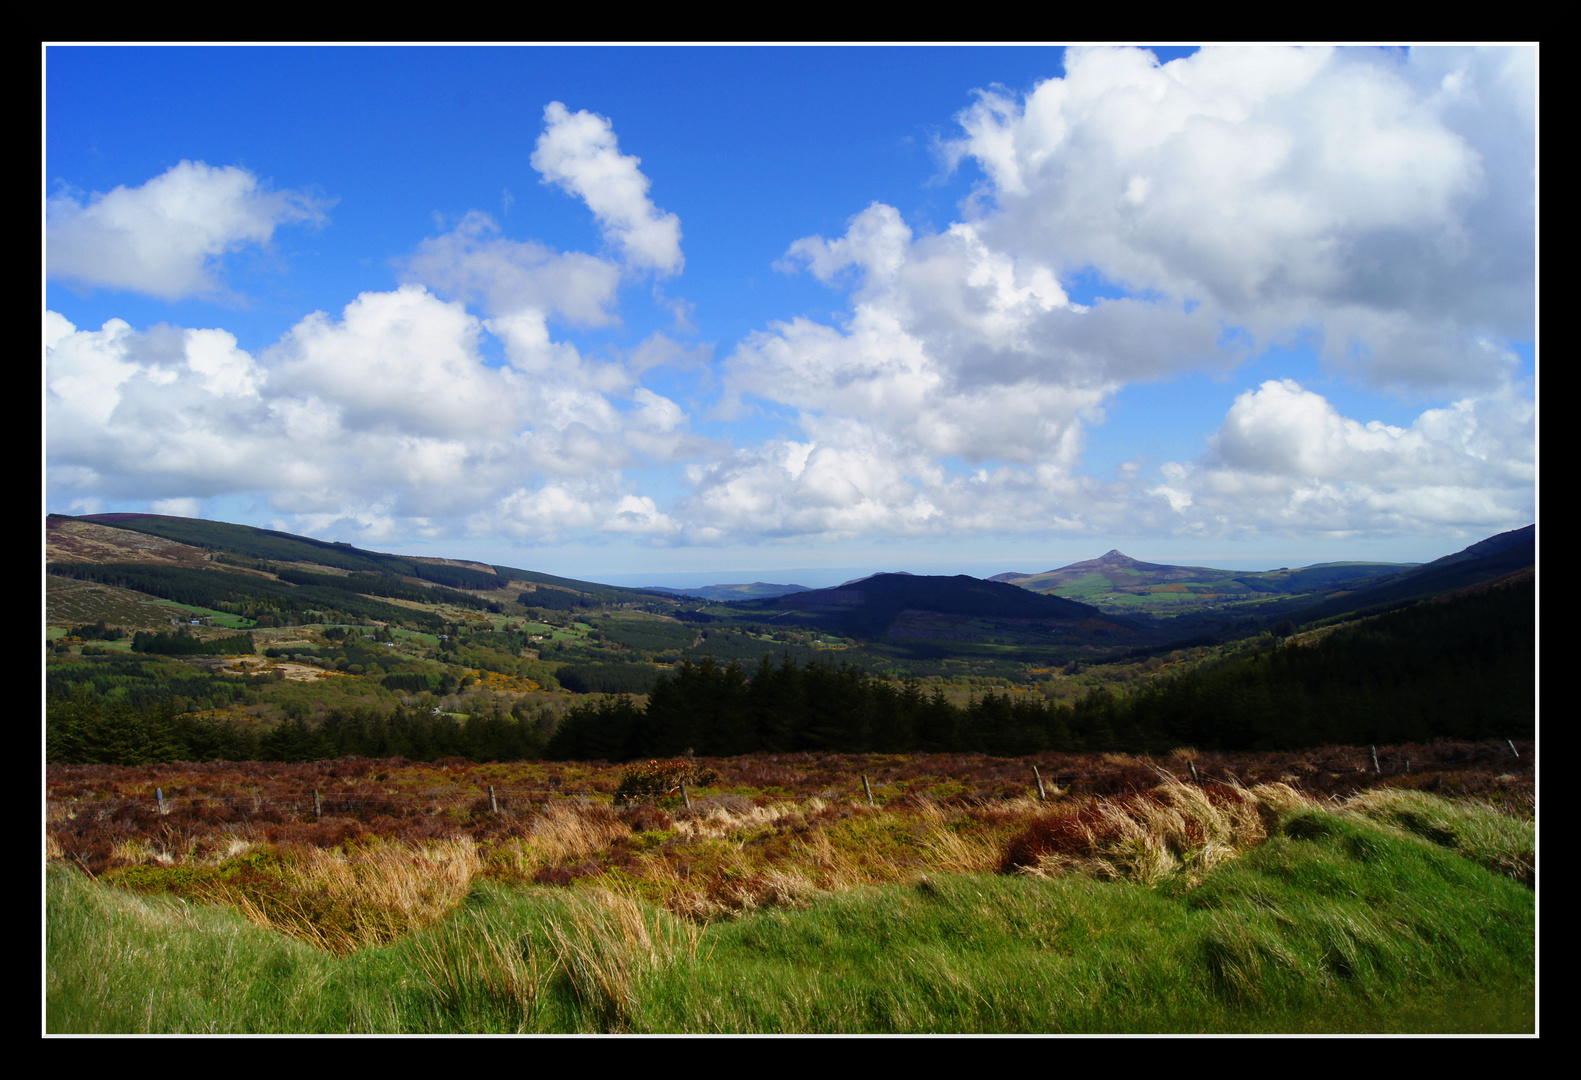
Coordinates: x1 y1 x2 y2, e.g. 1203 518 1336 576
740 572 1136 644
1293 525 1534 622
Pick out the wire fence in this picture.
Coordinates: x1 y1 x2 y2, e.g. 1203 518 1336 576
46 741 1529 821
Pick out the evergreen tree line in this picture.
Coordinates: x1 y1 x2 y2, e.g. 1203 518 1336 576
66 622 125 641
517 589 596 611
131 630 256 656
46 688 549 766
48 658 266 712
556 663 662 695
545 581 1534 759
274 568 492 610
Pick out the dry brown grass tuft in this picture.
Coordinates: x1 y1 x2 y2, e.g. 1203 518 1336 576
208 838 481 953
530 803 630 858
1246 781 1317 816
1002 781 1284 886
913 802 1007 875
667 866 823 921
484 803 635 881
671 801 800 840
790 826 868 893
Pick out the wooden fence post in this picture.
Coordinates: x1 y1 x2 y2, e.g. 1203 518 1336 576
1188 760 1199 783
1507 739 1519 759
680 783 692 811
1371 746 1381 775
489 785 498 814
313 789 322 819
156 788 165 815
1032 766 1047 801
862 775 875 807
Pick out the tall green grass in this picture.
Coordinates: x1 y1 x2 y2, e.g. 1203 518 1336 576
634 810 1533 1033
47 793 1534 1034
46 866 343 1033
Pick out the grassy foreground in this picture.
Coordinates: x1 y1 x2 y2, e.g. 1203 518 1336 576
46 791 1534 1034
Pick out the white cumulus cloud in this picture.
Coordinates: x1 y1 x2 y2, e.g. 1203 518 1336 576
402 210 623 328
45 287 705 546
532 102 683 275
266 284 522 440
1152 379 1534 536
47 160 327 300
945 45 1534 394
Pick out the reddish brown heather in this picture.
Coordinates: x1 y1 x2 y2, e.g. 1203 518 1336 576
48 743 1530 888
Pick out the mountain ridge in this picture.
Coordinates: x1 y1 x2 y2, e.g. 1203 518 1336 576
49 511 1533 647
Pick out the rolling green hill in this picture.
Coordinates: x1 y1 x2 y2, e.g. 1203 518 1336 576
992 549 1414 617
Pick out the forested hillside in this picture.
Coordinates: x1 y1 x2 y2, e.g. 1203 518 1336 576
49 574 1531 765
45 513 1535 767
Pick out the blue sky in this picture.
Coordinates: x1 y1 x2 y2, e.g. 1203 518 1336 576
45 45 1536 588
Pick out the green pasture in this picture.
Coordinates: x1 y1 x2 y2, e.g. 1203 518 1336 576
1048 572 1116 598
152 601 256 630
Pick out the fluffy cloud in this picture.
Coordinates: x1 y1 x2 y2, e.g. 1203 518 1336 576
732 205 1123 462
402 211 622 328
47 160 326 300
266 284 522 440
700 196 1198 543
678 423 1128 548
46 316 276 501
679 428 943 544
531 102 683 275
946 45 1534 393
45 290 702 543
1151 380 1535 535
484 484 678 544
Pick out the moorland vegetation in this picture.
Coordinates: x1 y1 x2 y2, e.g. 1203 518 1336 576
47 746 1533 1033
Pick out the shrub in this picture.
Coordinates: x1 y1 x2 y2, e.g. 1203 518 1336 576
614 759 719 807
